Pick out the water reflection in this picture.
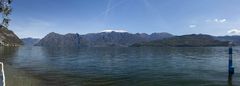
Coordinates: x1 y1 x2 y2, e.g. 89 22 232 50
228 75 233 86
0 46 19 62
0 46 43 86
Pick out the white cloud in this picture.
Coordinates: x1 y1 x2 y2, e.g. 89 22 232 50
227 29 240 35
206 18 227 23
214 18 226 23
189 24 196 28
101 29 128 33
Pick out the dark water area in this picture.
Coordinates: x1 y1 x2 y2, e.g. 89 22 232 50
0 46 240 86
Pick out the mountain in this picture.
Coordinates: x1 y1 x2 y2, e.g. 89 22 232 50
35 32 88 47
0 26 23 46
149 32 173 40
21 38 40 45
131 34 229 47
35 31 173 47
216 36 240 45
83 32 147 47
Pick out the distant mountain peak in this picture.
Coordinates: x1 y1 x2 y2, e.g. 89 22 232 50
21 38 40 46
100 30 128 33
48 32 61 35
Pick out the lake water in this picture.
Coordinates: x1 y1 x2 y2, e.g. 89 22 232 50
0 46 240 86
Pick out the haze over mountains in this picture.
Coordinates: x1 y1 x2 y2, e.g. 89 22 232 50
21 38 40 46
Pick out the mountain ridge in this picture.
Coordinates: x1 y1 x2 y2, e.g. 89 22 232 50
34 32 240 47
35 31 174 47
131 34 229 47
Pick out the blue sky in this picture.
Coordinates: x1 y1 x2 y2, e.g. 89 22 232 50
9 0 240 38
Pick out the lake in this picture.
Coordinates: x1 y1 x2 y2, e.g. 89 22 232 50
0 46 240 86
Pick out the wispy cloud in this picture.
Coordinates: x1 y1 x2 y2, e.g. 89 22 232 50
103 0 129 19
214 19 226 23
227 29 240 35
206 18 227 23
189 24 197 28
103 0 113 19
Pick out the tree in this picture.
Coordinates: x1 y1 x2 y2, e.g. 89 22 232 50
0 0 12 28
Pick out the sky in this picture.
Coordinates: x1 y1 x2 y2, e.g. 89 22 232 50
8 0 240 38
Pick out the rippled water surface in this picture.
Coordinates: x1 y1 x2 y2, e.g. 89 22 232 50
1 46 240 86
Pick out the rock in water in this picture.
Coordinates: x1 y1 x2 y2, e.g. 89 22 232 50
0 26 23 46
